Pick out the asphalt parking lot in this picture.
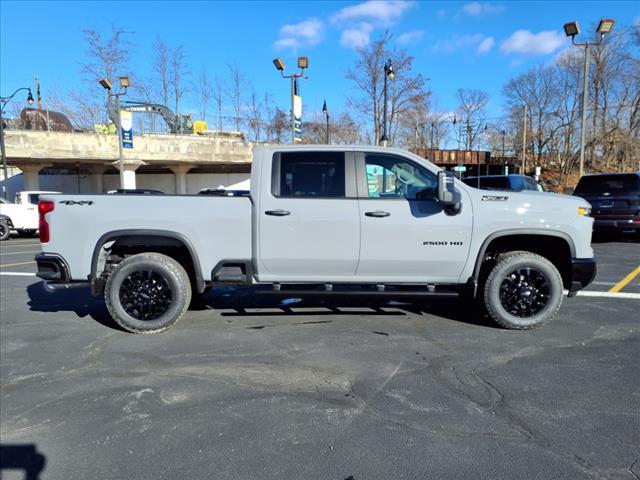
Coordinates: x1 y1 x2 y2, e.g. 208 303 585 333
1 235 639 479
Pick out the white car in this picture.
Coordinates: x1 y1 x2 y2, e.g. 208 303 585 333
0 190 60 241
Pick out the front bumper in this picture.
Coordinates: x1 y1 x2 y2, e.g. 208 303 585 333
35 253 71 282
567 258 597 297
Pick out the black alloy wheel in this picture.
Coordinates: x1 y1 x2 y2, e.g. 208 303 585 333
119 270 173 321
499 267 551 317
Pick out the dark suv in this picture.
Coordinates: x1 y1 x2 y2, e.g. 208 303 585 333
462 175 544 192
573 173 640 236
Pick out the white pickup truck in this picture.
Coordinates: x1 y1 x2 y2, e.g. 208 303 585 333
0 191 60 240
35 146 596 333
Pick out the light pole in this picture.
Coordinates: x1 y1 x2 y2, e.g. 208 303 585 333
273 57 308 144
501 129 507 174
0 88 34 199
99 76 130 188
379 59 395 146
322 100 329 144
563 18 615 178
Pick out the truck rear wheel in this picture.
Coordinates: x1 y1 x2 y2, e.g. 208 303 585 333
483 251 563 330
0 220 10 241
104 252 192 334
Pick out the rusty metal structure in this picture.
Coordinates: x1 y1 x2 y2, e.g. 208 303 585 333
20 108 73 132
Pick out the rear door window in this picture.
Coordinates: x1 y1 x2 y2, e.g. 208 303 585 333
274 152 345 198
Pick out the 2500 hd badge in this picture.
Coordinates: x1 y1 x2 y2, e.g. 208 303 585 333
423 241 464 246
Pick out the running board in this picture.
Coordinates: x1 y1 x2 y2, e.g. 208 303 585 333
255 290 460 298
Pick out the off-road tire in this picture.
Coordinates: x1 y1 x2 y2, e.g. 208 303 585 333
484 251 563 330
0 220 10 241
105 252 191 334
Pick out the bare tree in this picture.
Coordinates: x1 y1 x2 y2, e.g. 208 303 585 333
346 31 429 146
455 88 489 150
270 107 288 143
170 45 189 114
226 63 244 132
247 89 263 141
195 68 212 122
213 75 225 130
152 35 170 108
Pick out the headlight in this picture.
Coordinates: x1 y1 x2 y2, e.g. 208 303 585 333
578 206 591 216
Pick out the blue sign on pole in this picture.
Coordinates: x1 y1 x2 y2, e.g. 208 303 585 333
120 110 133 149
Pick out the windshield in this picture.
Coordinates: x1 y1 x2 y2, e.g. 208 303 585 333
574 175 640 195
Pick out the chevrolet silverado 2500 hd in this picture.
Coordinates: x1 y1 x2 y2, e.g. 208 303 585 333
35 146 596 333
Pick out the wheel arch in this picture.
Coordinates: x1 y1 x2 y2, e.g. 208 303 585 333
0 214 14 227
90 229 205 294
472 230 576 292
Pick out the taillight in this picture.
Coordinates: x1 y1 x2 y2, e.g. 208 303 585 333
39 200 54 243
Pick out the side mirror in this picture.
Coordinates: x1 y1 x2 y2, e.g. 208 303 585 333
437 170 462 215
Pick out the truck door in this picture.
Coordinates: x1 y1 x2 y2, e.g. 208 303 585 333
256 151 360 281
356 152 473 283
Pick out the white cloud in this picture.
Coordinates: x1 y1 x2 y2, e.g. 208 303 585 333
332 0 415 26
274 18 324 50
433 34 491 53
477 36 495 53
501 29 566 55
461 2 504 16
397 30 424 45
340 23 374 49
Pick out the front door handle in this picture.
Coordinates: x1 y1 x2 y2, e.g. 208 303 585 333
365 211 390 218
265 209 291 216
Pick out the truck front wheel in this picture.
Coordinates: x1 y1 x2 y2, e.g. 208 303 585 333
104 252 192 334
483 251 563 330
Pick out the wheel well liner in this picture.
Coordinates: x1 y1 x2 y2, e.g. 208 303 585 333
472 231 576 289
90 229 205 293
0 214 13 226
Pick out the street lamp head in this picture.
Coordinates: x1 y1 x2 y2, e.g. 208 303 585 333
563 21 580 37
99 78 113 91
273 58 285 71
596 18 615 35
322 100 327 114
26 90 34 105
118 76 131 89
384 59 395 79
452 116 457 125
297 56 308 69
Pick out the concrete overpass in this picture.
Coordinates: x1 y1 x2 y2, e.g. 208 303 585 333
2 130 253 193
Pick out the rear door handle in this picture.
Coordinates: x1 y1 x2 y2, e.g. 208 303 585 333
365 211 390 218
265 209 291 216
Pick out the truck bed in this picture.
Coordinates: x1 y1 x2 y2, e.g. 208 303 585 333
40 194 253 282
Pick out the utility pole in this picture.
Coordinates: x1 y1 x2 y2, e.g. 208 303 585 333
521 104 528 174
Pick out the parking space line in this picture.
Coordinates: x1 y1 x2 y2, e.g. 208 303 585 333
0 243 41 248
576 291 640 300
0 261 36 268
0 272 36 276
609 265 640 293
0 250 41 256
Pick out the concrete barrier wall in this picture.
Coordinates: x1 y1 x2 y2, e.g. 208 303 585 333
2 173 251 196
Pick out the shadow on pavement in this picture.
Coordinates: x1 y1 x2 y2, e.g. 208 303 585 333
26 281 125 332
26 282 497 331
0 444 46 480
199 286 496 329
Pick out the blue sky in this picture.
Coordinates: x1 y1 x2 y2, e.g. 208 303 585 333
1 0 638 123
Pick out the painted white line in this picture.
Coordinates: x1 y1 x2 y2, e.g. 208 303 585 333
576 291 640 300
0 243 41 248
0 272 37 277
0 250 41 256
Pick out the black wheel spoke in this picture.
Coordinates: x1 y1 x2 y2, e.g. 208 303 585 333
499 266 551 318
119 270 173 321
